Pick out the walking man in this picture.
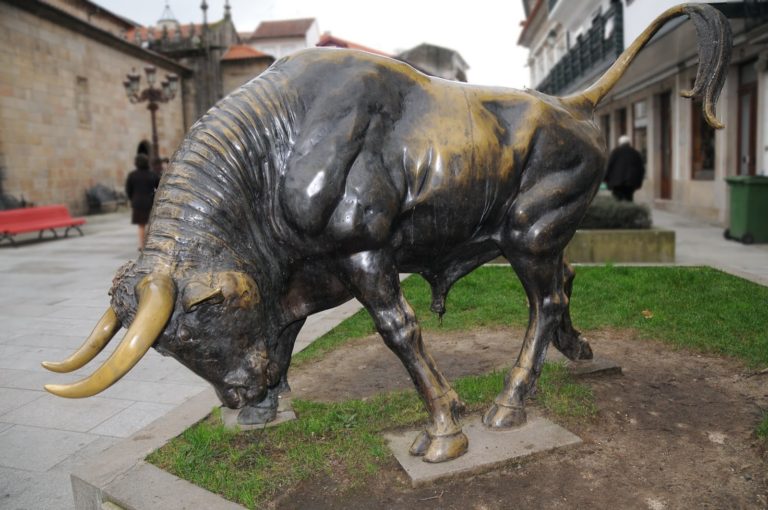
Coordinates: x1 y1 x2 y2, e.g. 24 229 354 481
605 135 645 202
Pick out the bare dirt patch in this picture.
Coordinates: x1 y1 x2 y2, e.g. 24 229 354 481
277 328 768 509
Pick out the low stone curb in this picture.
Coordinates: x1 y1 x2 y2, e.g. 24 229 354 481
71 388 246 510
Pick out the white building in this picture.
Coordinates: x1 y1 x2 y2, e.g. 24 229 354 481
243 18 320 60
519 0 768 224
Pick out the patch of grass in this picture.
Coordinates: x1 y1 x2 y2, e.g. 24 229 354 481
148 363 595 508
757 412 768 443
451 363 596 420
570 266 768 367
299 266 768 368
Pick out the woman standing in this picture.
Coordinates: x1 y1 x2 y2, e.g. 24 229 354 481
125 153 160 250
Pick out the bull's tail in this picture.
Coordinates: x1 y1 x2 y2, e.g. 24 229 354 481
563 3 731 129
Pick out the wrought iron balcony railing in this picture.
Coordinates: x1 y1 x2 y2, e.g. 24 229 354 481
744 0 768 31
536 1 623 96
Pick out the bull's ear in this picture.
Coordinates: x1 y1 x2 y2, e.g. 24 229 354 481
182 281 224 313
218 272 260 309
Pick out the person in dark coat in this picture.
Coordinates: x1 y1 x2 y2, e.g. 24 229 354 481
125 153 160 249
604 135 645 202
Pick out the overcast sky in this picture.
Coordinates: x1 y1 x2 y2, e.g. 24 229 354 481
95 0 530 88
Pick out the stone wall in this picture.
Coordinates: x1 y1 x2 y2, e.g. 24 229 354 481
0 2 186 214
221 59 273 97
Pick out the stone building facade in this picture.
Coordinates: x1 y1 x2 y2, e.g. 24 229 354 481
519 0 768 224
0 0 189 214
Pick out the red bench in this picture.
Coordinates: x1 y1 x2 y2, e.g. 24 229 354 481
0 205 86 246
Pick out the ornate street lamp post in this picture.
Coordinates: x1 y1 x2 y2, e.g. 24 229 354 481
123 66 179 173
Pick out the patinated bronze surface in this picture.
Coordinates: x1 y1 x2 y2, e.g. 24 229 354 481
43 4 730 463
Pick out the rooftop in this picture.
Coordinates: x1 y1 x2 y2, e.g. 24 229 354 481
221 44 271 61
250 18 316 39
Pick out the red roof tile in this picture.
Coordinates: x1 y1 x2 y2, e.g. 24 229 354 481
251 18 315 39
316 32 390 56
126 23 202 42
221 44 271 61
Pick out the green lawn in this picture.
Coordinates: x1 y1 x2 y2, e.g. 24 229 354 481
149 266 768 508
298 265 768 368
758 412 768 444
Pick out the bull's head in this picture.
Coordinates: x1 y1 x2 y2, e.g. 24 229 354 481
42 262 277 409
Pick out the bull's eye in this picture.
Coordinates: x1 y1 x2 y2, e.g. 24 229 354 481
177 327 193 343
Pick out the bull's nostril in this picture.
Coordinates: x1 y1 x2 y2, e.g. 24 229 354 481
223 368 249 387
245 386 263 401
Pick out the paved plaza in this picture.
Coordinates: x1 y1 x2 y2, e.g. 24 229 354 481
0 208 765 509
0 211 363 509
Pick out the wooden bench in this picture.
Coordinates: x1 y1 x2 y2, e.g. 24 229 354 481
0 205 86 246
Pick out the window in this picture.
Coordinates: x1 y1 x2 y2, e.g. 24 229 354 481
600 114 611 149
691 97 716 180
75 76 91 128
633 100 648 163
617 107 628 137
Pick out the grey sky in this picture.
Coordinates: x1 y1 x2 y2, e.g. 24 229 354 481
96 0 530 88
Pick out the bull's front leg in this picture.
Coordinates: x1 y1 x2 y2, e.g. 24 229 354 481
238 319 305 425
337 250 468 463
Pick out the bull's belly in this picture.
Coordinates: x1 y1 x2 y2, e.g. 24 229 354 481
391 206 501 273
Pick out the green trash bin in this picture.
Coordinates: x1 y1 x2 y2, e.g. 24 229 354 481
724 175 768 244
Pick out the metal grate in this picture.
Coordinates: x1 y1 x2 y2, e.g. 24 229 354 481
536 2 623 96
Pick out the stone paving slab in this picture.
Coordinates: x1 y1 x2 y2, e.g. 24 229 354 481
0 394 132 433
0 387 45 415
385 414 582 487
98 380 206 405
0 425 98 472
90 402 179 438
0 466 36 502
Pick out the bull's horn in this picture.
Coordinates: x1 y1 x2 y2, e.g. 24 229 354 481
41 308 122 373
44 274 176 398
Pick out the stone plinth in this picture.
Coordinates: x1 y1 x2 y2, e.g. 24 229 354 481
385 414 582 487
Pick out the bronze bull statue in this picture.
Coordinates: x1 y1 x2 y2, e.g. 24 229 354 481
44 4 730 463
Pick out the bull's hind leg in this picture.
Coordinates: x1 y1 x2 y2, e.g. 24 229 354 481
484 153 600 428
552 260 593 361
483 250 567 428
337 250 467 463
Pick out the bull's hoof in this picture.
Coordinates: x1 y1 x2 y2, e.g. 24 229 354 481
409 429 469 462
237 389 278 425
444 391 467 417
555 330 594 361
423 430 468 463
482 403 526 429
409 430 430 456
575 337 594 360
237 404 277 425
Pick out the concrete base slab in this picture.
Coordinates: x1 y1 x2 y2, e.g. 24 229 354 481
384 414 581 487
566 355 623 378
548 348 623 378
220 397 296 431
